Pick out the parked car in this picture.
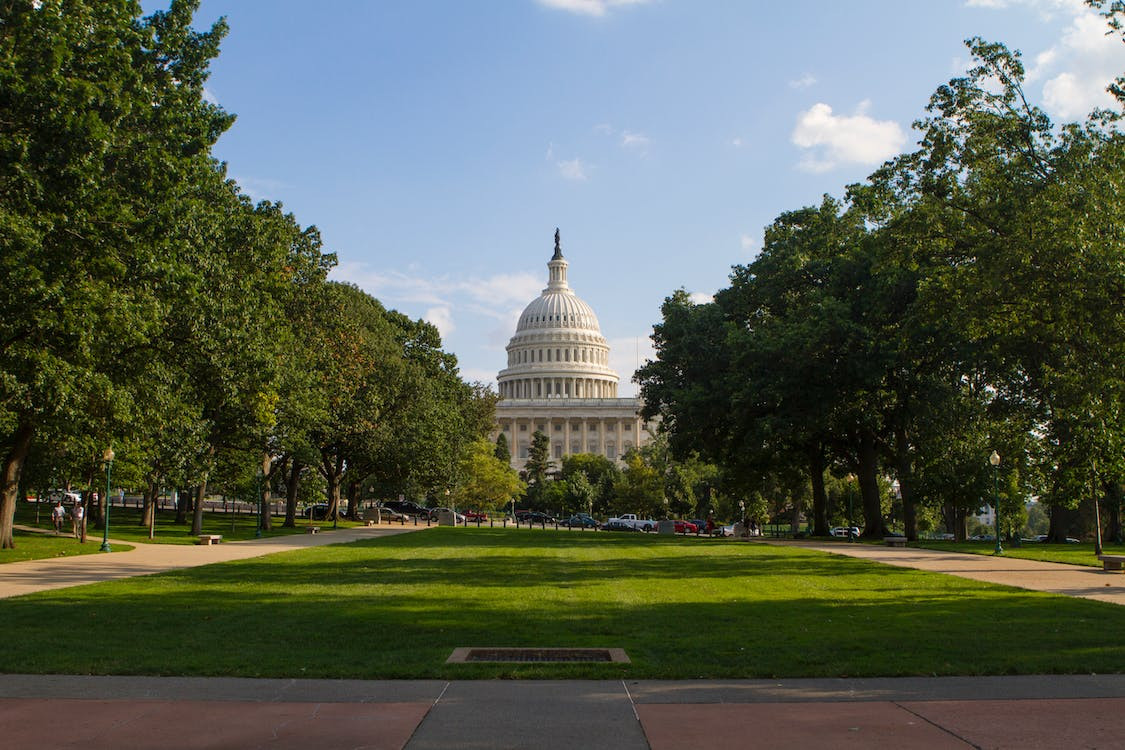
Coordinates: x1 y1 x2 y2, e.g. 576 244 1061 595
719 524 735 537
373 505 408 523
304 504 330 520
673 520 698 534
607 513 656 532
384 499 429 517
519 511 555 525
602 519 641 532
830 526 860 538
428 507 466 523
563 514 599 528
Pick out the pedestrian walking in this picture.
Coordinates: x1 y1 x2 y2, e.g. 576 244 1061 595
71 499 85 543
52 501 66 534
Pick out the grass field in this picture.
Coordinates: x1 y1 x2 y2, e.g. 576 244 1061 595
2 528 1124 680
0 529 135 563
912 540 1125 567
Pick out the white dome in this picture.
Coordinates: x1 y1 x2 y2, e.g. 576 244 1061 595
496 231 619 400
515 292 601 334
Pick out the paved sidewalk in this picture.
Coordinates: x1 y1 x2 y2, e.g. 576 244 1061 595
3 674 1125 749
765 539 1125 605
0 523 422 599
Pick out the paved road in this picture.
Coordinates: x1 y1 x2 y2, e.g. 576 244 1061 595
766 539 1125 605
0 523 421 599
3 674 1125 749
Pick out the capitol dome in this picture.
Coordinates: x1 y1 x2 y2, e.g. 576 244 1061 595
497 231 619 400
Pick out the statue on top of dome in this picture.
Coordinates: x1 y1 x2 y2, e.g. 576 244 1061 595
553 228 562 259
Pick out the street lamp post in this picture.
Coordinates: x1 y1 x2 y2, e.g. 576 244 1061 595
1092 459 1103 557
99 448 115 553
255 469 262 539
990 450 1002 555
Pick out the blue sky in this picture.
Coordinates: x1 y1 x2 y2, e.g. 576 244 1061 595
175 0 1124 395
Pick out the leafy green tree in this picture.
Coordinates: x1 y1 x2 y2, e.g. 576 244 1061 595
452 439 524 514
520 430 553 508
0 0 233 547
494 433 511 464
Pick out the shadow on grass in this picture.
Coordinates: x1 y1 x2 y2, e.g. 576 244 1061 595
2 527 1123 679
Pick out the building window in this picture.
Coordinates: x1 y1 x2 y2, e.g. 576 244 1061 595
519 444 529 459
554 424 562 432
554 445 562 458
606 444 616 460
519 424 527 432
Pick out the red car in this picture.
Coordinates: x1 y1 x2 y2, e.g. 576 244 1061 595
464 510 489 522
673 520 698 534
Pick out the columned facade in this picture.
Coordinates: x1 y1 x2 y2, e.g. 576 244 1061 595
492 231 652 471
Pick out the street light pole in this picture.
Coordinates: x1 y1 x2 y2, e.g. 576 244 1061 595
1092 459 1103 556
255 469 262 539
99 448 115 553
990 450 1002 555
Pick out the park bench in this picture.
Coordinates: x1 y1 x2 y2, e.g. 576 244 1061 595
196 534 222 545
306 526 320 534
884 536 908 547
1097 554 1125 572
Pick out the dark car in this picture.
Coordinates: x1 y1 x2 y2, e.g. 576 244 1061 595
563 514 599 528
602 519 640 532
304 504 330 520
384 499 429 517
520 511 555 525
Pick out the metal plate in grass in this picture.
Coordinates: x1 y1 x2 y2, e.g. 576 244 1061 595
446 647 630 664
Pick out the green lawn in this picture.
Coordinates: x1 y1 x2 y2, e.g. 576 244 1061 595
912 540 1125 567
0 529 134 563
2 527 1123 679
14 500 362 546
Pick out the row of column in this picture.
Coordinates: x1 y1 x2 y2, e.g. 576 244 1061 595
500 377 616 400
507 417 639 462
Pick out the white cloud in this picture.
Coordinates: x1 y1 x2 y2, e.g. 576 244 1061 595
202 87 220 106
789 73 817 89
425 306 455 338
688 291 714 305
731 137 743 147
334 263 541 309
557 157 589 180
1029 8 1125 119
621 130 651 149
740 233 756 250
544 142 555 160
791 100 906 172
536 0 654 17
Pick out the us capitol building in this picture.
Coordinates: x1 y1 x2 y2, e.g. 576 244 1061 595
493 230 653 470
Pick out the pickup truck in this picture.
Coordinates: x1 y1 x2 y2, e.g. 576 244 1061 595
607 513 656 532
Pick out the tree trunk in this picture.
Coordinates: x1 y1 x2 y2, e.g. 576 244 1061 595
346 479 360 520
1047 504 1078 543
191 481 206 535
1107 480 1123 544
857 428 887 537
320 450 343 521
260 452 273 532
808 447 829 537
1 420 35 549
893 425 918 541
283 459 301 528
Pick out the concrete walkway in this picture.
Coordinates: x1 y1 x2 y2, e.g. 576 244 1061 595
0 523 422 599
3 674 1125 748
765 539 1125 605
